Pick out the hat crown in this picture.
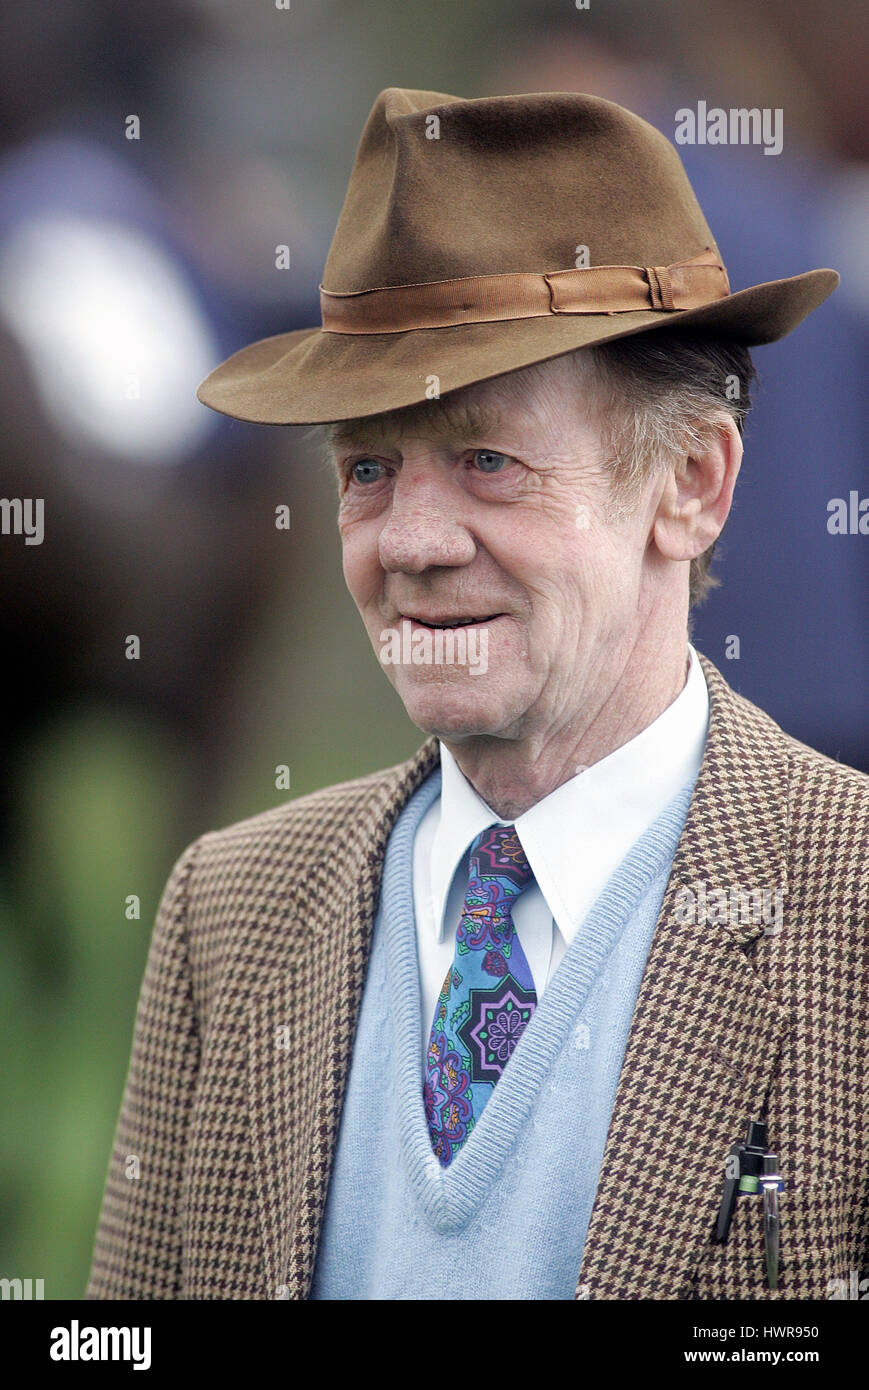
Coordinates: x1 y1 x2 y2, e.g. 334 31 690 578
322 87 719 292
197 85 838 425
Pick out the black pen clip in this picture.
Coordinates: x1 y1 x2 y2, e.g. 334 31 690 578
714 1118 771 1244
713 1140 744 1243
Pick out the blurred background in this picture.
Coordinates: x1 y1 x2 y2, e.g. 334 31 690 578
1 0 866 1298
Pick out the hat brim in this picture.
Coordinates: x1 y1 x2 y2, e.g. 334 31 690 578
197 268 838 426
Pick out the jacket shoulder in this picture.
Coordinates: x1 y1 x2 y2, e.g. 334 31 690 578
728 673 869 806
702 654 869 885
700 651 868 789
777 726 869 885
778 724 869 794
166 742 439 1024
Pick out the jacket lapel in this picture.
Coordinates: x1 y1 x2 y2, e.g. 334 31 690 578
246 739 439 1298
575 655 794 1298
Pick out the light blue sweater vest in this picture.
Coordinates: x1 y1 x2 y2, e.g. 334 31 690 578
310 766 695 1300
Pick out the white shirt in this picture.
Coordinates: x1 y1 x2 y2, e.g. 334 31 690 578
412 644 709 1061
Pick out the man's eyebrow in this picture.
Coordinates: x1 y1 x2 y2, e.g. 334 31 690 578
325 399 510 454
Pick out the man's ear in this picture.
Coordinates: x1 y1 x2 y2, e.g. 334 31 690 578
653 414 743 563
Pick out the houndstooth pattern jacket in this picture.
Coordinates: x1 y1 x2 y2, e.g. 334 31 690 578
86 654 868 1300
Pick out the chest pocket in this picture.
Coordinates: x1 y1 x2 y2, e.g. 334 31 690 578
690 1178 850 1300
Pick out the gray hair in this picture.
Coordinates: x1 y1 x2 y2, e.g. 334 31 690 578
581 331 757 608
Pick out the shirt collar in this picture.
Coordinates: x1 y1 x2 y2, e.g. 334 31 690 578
429 644 709 945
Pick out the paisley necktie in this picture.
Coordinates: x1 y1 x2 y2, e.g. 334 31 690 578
423 823 536 1165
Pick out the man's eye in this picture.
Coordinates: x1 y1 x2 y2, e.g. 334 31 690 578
472 449 512 474
350 458 384 484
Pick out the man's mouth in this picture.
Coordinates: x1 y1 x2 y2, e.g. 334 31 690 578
402 613 502 630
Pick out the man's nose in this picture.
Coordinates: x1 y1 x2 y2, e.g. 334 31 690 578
378 471 477 574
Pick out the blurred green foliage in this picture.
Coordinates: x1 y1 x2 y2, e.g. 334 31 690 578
1 712 191 1296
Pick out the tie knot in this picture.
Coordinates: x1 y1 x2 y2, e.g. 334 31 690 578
470 823 533 893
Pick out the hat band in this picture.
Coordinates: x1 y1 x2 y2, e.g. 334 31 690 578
319 249 729 334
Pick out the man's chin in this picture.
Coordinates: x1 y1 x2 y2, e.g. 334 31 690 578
395 680 521 741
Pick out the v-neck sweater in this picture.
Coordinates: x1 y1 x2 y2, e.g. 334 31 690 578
310 764 696 1300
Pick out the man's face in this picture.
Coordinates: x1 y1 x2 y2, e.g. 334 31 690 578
334 353 666 745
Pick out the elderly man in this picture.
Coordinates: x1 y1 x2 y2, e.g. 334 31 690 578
86 88 867 1301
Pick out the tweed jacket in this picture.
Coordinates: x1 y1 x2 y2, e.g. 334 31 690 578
86 654 868 1300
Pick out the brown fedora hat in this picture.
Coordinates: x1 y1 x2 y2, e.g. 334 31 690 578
196 86 839 426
